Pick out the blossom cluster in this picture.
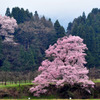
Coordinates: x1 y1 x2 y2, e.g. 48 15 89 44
0 15 17 36
30 35 94 97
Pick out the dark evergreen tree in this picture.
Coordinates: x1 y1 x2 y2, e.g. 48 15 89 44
11 7 33 24
34 11 39 21
1 59 11 71
54 20 65 38
11 7 21 24
5 7 11 17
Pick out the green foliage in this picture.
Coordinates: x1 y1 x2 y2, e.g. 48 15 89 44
0 7 63 71
2 7 100 71
18 47 36 71
1 60 11 71
11 7 33 24
13 14 58 71
5 7 11 17
67 9 100 68
1 44 20 71
54 20 65 38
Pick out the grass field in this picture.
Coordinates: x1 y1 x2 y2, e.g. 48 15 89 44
0 79 99 89
0 78 99 88
0 82 33 88
0 80 99 100
93 79 100 83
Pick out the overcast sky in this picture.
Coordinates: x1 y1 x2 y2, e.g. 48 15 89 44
0 0 100 28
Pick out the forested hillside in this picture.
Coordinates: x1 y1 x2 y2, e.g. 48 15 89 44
0 7 100 71
67 8 100 68
0 7 65 71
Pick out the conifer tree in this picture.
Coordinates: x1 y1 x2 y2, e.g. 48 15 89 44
5 7 11 17
54 20 65 38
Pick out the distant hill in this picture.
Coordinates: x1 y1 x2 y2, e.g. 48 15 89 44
0 7 65 71
1 7 100 71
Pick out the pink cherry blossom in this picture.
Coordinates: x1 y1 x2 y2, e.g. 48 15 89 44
30 35 94 97
0 15 17 36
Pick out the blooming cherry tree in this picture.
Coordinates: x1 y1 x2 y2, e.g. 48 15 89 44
30 35 94 97
0 15 17 36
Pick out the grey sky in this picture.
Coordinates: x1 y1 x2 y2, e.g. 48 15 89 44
0 0 100 28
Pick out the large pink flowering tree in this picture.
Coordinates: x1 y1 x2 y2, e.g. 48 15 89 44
0 15 17 36
30 35 94 97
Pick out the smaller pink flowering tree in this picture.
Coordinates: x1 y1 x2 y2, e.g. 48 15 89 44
0 15 18 36
30 35 94 97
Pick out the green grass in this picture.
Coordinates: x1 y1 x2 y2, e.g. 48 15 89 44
0 80 100 100
0 82 33 88
92 79 100 83
0 78 99 88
